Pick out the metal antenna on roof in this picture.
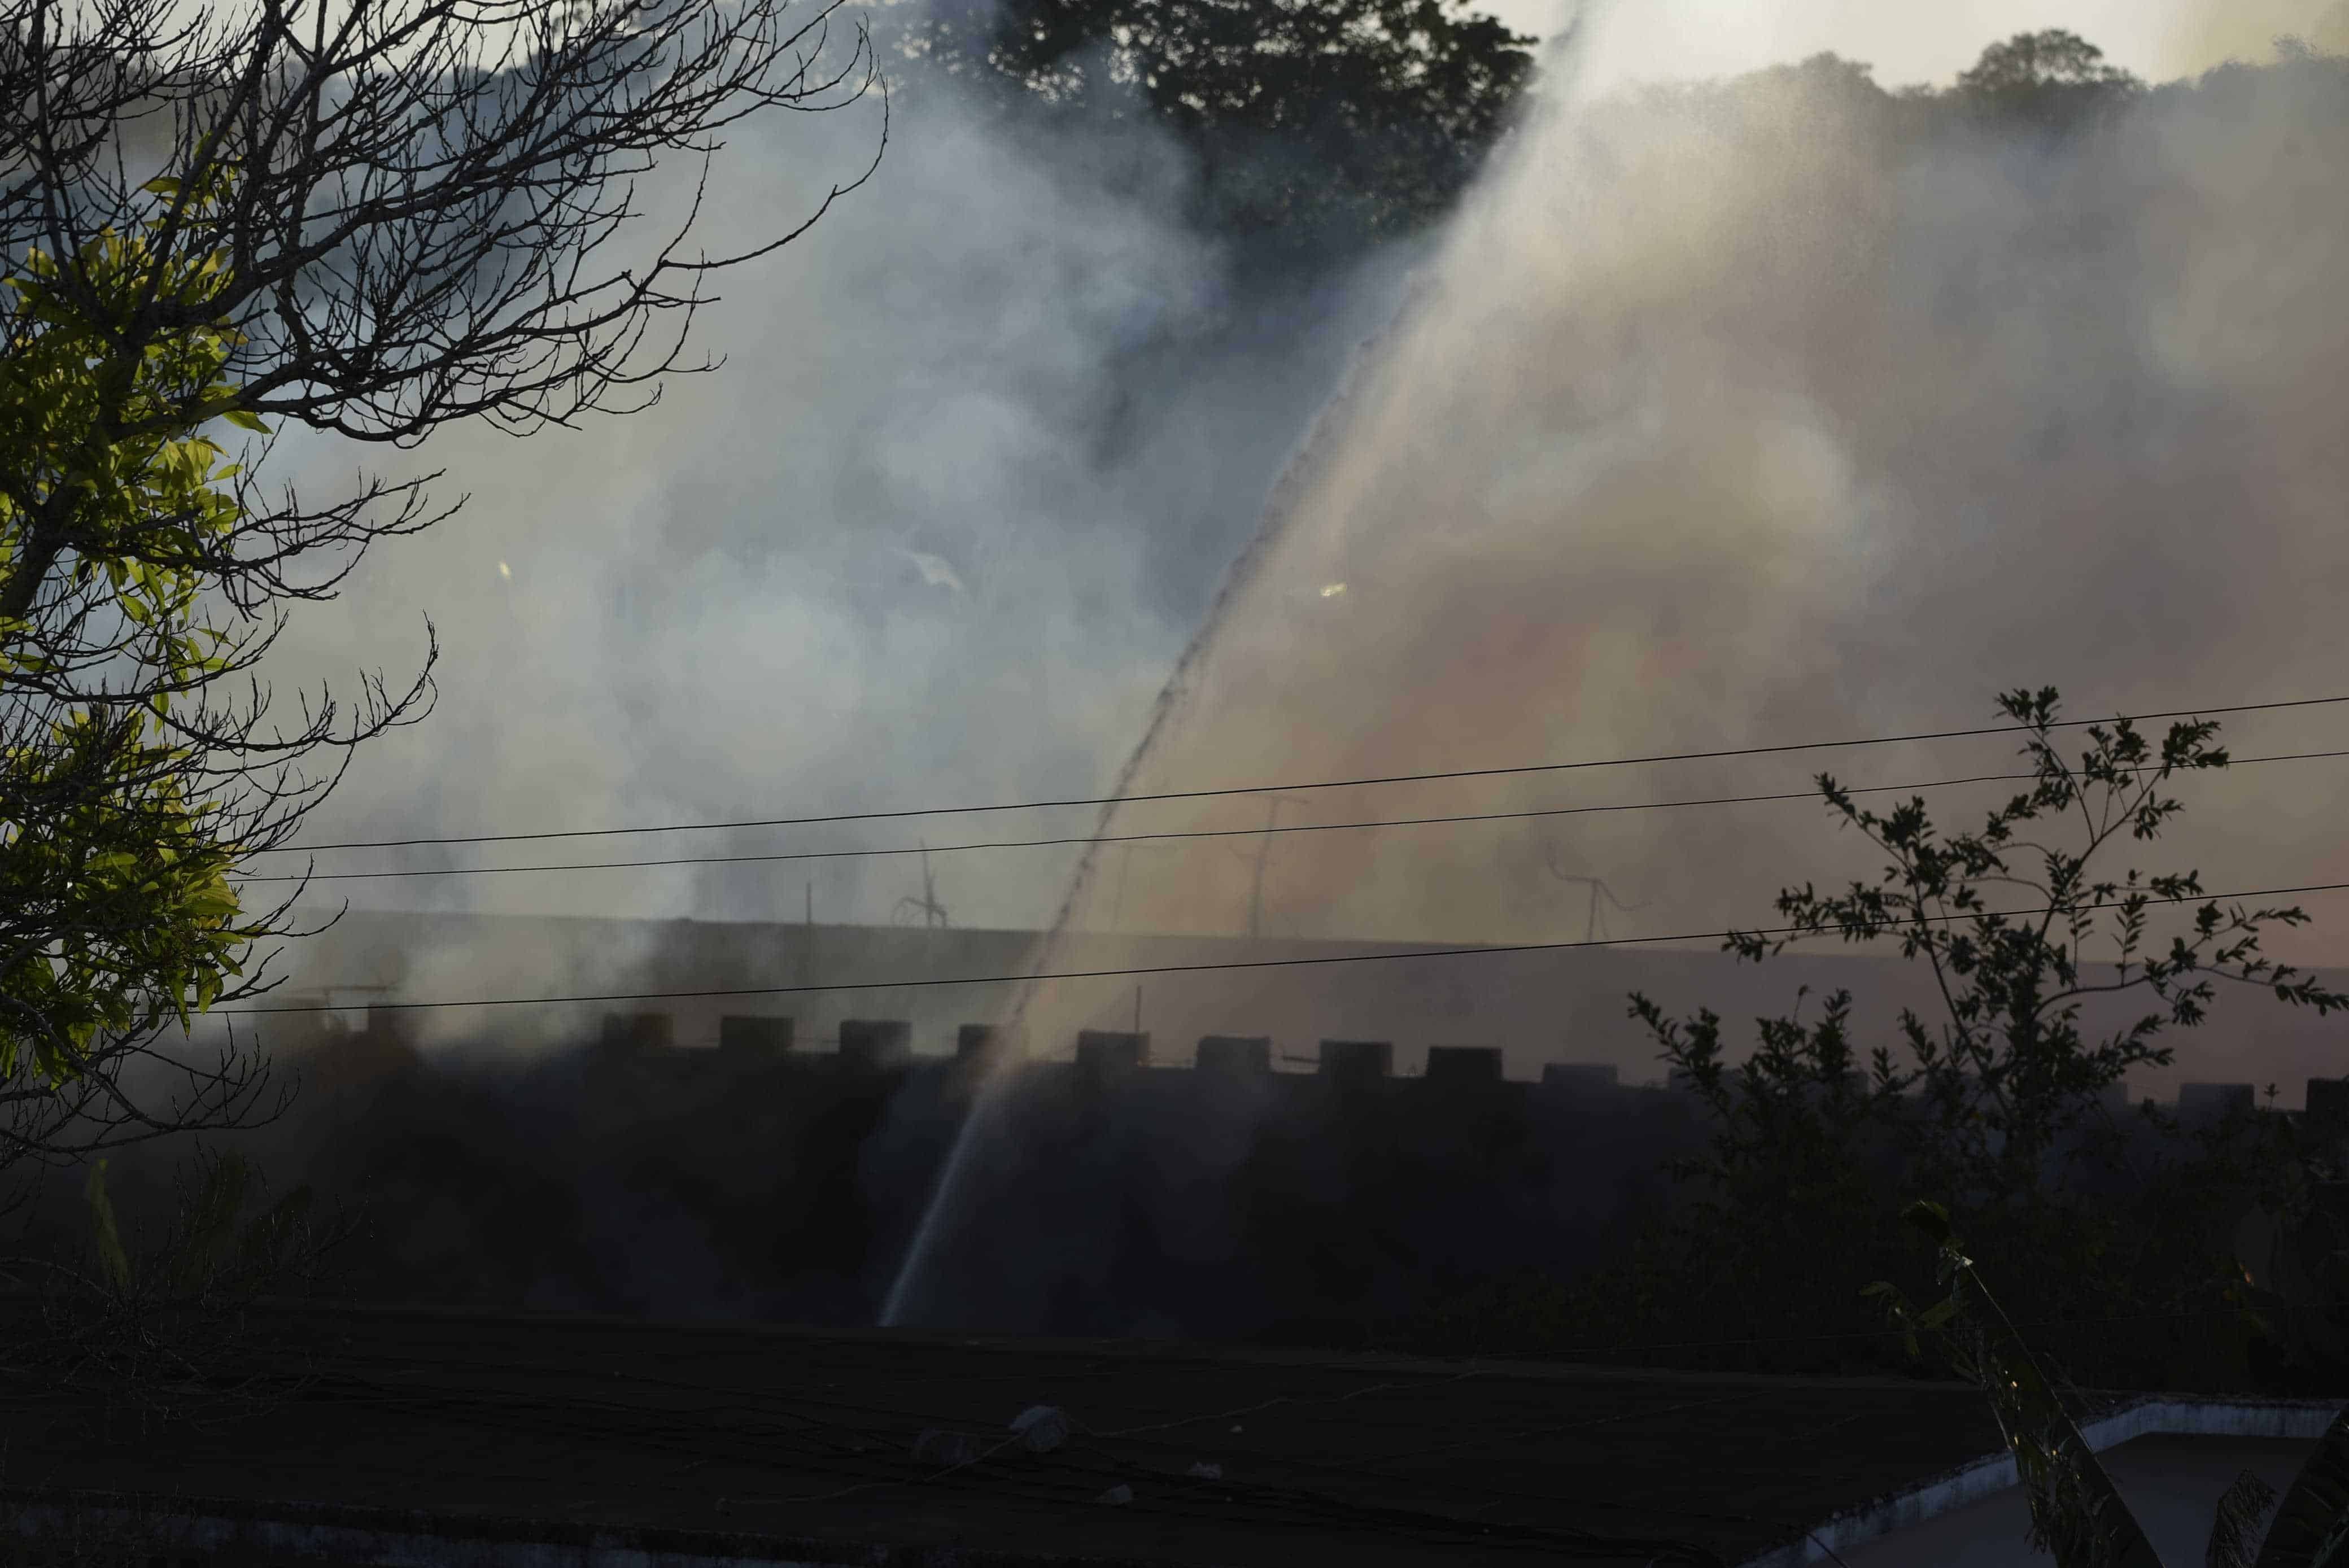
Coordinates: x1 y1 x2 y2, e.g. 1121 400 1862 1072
1543 844 1643 942
1221 794 1281 938
893 843 950 929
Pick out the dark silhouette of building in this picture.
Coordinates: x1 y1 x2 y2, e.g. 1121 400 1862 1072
600 1012 674 1052
2307 1077 2349 1147
2178 1081 2256 1126
1198 1034 1273 1077
839 1019 913 1071
1321 1038 1393 1084
1425 1045 1504 1088
718 1015 793 1056
1076 1029 1148 1082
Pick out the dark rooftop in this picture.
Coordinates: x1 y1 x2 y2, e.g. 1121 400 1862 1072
1 1303 2053 1567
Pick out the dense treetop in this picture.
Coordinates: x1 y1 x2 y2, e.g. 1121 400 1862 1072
882 0 1538 262
877 8 2343 268
1954 27 2142 128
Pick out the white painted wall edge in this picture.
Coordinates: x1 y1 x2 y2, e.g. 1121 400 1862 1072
1736 1395 2348 1568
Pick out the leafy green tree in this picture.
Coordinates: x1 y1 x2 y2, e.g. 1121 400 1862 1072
1621 689 2347 1382
1955 29 2142 131
1709 689 2341 1208
889 0 1536 260
1 0 877 1170
1 191 291 1161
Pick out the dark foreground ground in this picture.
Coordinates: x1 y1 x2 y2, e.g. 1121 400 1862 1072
0 1303 2049 1567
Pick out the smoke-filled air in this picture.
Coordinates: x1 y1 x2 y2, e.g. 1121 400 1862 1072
205 0 2349 1329
263 2 2349 1041
1007 11 2349 1013
26 0 2349 1548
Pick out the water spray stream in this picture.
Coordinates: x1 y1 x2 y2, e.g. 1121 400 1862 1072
875 279 1433 1326
877 21 1592 1329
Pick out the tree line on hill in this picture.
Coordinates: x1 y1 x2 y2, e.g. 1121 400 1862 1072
860 12 2223 270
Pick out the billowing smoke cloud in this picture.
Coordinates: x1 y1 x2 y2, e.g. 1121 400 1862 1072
1014 42 2349 991
262 85 1421 894
246 65 1419 1038
171 8 2349 1336
254 16 2349 1085
887 36 2349 1325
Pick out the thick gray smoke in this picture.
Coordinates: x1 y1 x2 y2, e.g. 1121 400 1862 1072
1016 42 2349 985
248 70 1417 1034
894 37 2349 1321
254 19 2349 1101
167 10 2349 1339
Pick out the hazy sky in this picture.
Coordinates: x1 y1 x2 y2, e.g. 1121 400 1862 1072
1530 0 2349 90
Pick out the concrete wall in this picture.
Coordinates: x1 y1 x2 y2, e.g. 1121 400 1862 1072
254 910 2349 1102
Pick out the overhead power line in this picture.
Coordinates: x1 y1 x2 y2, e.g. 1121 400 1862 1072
253 693 2349 855
211 877 2349 1015
229 747 2349 885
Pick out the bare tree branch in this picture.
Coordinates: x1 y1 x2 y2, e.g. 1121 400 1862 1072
1 0 879 1168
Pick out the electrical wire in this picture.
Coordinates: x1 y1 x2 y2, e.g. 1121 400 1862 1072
208 877 2349 1015
227 748 2349 883
250 693 2349 854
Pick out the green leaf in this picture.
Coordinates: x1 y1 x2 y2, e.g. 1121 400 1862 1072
2212 1469 2281 1568
2256 1404 2349 1567
1915 1296 1963 1330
